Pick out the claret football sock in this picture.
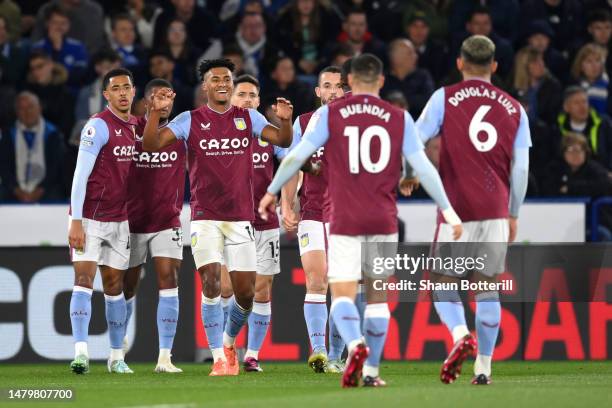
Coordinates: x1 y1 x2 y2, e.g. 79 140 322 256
433 289 469 343
304 293 328 353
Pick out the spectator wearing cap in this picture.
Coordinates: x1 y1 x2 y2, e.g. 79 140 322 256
520 0 585 54
556 86 612 169
382 39 434 118
570 43 610 117
512 46 562 124
32 0 106 54
0 92 66 203
451 6 514 78
261 55 314 118
234 12 281 78
401 0 451 43
24 50 75 142
31 5 89 88
449 0 519 43
403 10 449 85
148 50 193 114
524 19 569 84
335 8 387 66
109 14 147 81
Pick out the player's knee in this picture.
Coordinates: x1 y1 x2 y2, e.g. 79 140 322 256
306 277 327 294
74 275 94 289
158 270 178 290
102 275 123 296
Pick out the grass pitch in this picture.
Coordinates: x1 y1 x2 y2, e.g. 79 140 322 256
0 361 610 408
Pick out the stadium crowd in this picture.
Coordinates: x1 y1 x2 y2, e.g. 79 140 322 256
0 0 611 205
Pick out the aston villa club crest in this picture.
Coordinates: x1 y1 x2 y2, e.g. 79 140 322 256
234 118 247 130
258 138 269 147
191 232 198 247
300 233 309 248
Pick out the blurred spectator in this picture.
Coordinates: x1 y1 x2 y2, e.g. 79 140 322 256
0 92 65 203
18 0 47 37
0 0 20 42
519 96 557 179
452 6 514 78
327 42 354 69
381 39 434 117
584 9 612 74
276 0 339 76
126 0 163 49
384 90 408 110
541 132 612 198
159 19 204 86
32 5 88 87
193 84 207 108
524 20 569 84
335 8 386 65
512 46 562 124
262 55 314 117
520 0 585 53
403 10 449 85
153 0 220 53
109 14 147 81
331 0 403 42
23 50 75 141
557 86 612 169
222 43 248 77
449 0 519 43
235 12 280 78
32 0 106 54
148 50 193 114
571 43 610 117
402 0 451 43
0 15 27 86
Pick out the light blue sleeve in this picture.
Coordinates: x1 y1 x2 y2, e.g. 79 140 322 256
70 151 97 219
249 108 270 138
514 106 533 148
78 118 109 156
167 111 192 141
415 87 445 143
509 147 530 217
402 111 425 156
273 144 284 158
267 106 329 194
276 118 302 159
405 150 452 211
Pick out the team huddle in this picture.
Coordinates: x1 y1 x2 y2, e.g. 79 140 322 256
67 34 531 388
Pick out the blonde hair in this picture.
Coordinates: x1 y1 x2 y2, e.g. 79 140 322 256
513 46 545 93
571 43 607 80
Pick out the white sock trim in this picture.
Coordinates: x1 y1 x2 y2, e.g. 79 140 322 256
244 349 259 360
160 287 179 297
330 296 352 314
109 348 124 361
73 286 93 295
126 296 135 304
158 348 171 360
223 332 235 347
305 293 326 303
211 348 226 362
363 364 379 378
74 341 88 357
220 295 234 307
252 301 271 315
451 325 470 343
104 293 125 302
202 294 221 305
474 354 492 377
364 302 390 319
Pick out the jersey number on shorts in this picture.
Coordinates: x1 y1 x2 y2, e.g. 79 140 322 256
244 225 255 241
469 105 498 152
269 239 280 263
344 125 391 174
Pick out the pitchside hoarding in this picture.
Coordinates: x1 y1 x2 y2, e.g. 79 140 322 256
1 245 610 363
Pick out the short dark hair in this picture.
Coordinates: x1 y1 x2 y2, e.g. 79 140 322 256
460 35 496 66
234 74 260 90
346 7 367 20
144 78 173 98
222 43 244 58
340 57 353 86
29 49 52 64
563 85 587 102
149 49 174 61
469 5 491 21
241 11 264 24
588 9 612 25
111 13 134 31
91 48 121 66
197 58 235 81
45 4 69 22
102 68 134 90
318 66 342 84
350 53 383 84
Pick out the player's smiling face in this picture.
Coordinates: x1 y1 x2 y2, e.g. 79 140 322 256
204 67 234 106
104 75 135 114
231 82 260 110
316 72 344 105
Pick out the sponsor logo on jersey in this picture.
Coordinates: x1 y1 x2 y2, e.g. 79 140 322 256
115 129 123 137
300 233 309 248
132 150 179 163
135 133 143 142
113 145 135 156
200 122 211 131
199 137 250 151
234 118 247 130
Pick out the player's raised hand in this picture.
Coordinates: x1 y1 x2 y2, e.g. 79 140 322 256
68 219 86 253
150 87 175 112
258 192 278 221
272 97 293 121
399 177 419 196
508 217 518 242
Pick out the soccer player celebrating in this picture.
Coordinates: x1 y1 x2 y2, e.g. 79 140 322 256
68 68 137 374
259 54 462 387
219 74 283 372
121 78 186 373
280 66 347 374
143 59 293 376
415 35 531 385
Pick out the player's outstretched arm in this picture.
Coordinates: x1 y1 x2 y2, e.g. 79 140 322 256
143 88 178 151
260 98 294 148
